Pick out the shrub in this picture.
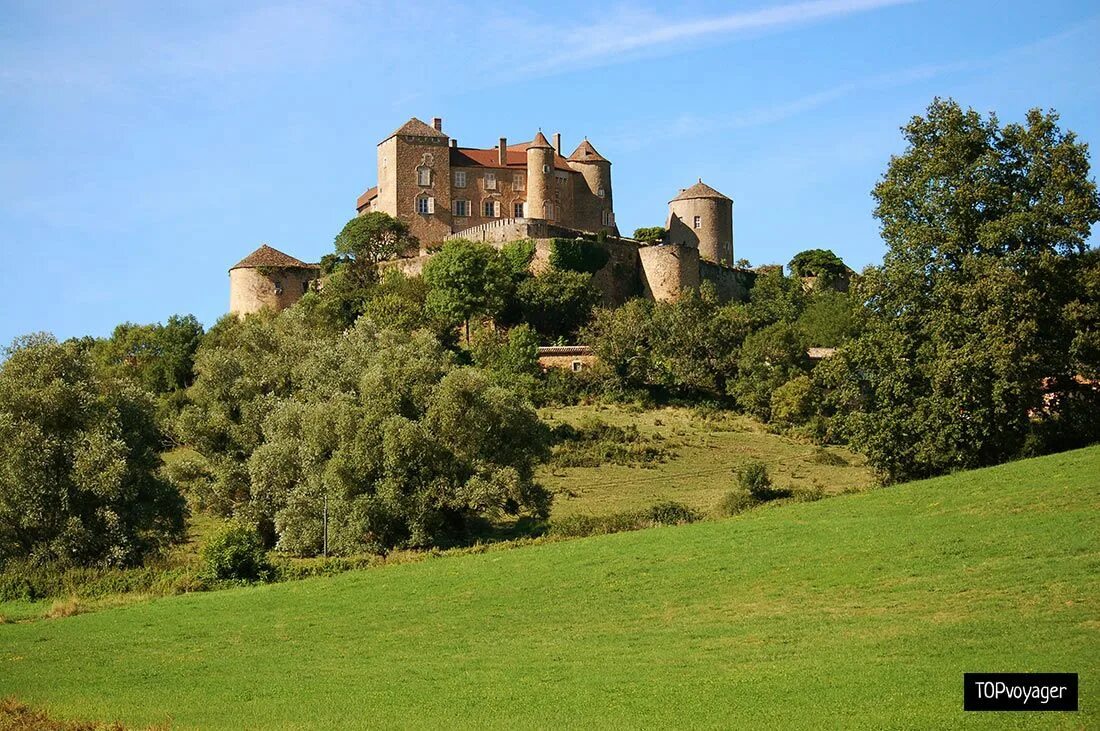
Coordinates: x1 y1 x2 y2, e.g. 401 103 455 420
738 461 791 501
810 447 848 466
549 238 610 274
549 417 673 467
714 491 758 517
548 512 646 538
646 501 699 526
201 522 272 582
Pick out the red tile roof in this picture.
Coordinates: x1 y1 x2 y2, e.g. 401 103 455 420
230 244 317 271
450 143 575 172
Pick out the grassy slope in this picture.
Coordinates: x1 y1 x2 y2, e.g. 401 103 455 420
1 447 1096 729
541 405 872 517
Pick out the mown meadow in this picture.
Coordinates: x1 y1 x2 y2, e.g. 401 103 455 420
1 446 1095 729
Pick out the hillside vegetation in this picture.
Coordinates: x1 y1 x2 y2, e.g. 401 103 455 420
1 446 1096 729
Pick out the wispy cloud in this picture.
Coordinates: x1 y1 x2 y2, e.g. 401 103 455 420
600 15 1100 152
511 0 917 77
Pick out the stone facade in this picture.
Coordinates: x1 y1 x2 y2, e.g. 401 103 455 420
358 118 616 247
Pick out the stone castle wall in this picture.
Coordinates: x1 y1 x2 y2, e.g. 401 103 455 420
699 260 755 301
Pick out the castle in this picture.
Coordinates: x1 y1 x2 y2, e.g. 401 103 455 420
230 117 752 315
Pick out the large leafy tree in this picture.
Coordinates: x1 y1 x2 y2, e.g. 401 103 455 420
514 269 599 343
827 99 1100 482
311 212 419 331
0 335 186 566
423 239 512 342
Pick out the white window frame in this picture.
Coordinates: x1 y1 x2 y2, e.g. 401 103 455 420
483 200 499 218
514 202 525 218
693 215 702 229
485 172 497 190
454 171 467 188
416 196 434 215
513 174 525 191
453 199 470 217
542 164 550 173
417 166 431 186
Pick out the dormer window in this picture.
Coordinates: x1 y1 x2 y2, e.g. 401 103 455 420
417 166 431 186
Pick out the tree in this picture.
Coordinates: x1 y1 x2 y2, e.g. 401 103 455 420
549 238 610 274
730 322 810 420
514 270 599 342
249 328 550 555
0 335 186 567
828 99 1100 482
633 226 667 243
310 213 419 331
747 266 804 328
795 289 861 347
423 240 512 342
89 314 204 395
788 249 848 287
333 212 417 267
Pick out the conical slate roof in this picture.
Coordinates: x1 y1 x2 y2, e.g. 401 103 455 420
568 139 608 163
383 117 447 142
230 244 315 271
670 179 732 203
527 131 554 150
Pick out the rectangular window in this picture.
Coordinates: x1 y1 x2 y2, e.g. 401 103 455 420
485 172 496 190
513 174 525 191
453 200 470 217
454 171 467 188
602 210 614 226
598 187 606 198
484 200 498 217
514 202 525 218
416 197 433 215
693 215 702 229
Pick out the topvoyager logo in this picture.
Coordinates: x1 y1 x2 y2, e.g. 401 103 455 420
964 673 1078 712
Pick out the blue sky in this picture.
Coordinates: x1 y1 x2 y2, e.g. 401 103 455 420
1 0 1098 344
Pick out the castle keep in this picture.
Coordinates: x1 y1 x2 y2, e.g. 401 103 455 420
229 116 750 315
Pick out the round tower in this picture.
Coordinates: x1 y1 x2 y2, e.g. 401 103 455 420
567 139 613 233
526 131 556 221
666 180 734 265
229 244 319 317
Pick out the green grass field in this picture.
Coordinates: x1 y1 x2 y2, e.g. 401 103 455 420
541 405 872 517
1 446 1096 728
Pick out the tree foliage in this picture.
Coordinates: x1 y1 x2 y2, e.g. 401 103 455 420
514 270 599 343
423 239 512 342
824 99 1100 482
549 238 610 274
0 335 186 567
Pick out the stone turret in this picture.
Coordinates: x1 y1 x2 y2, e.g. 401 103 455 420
666 180 734 265
526 131 556 221
568 139 614 233
229 245 319 316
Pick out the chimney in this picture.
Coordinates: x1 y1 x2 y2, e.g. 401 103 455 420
450 139 457 148
432 117 442 131
553 133 562 156
498 137 507 166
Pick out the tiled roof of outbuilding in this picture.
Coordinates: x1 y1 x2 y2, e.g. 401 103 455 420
356 186 378 209
230 244 317 271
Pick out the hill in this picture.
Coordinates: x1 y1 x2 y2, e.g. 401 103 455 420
1 447 1096 728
